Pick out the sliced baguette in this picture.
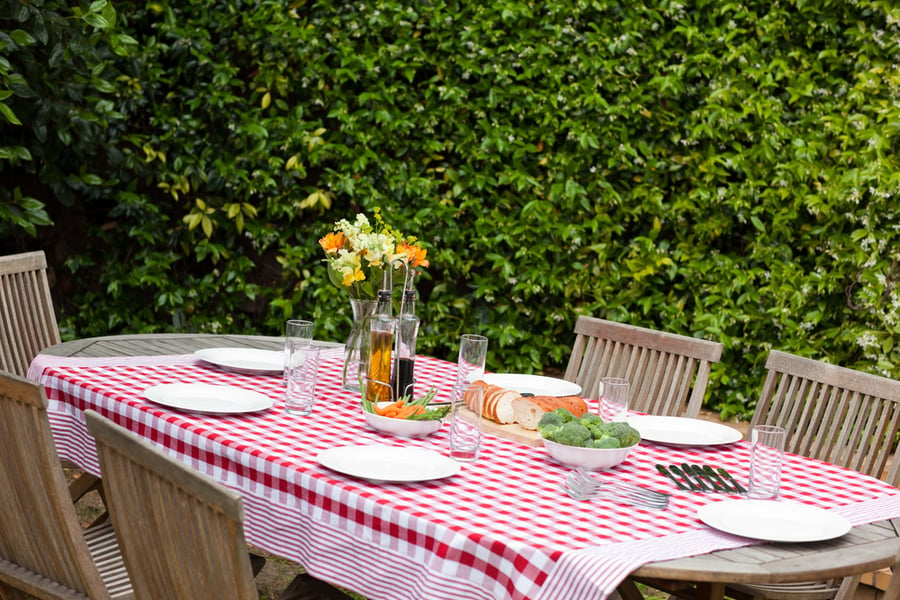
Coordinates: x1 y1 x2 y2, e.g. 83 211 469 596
512 395 588 430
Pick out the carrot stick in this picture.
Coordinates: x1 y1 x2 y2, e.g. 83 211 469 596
375 399 404 415
395 406 415 418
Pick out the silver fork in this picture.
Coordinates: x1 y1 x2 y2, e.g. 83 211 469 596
563 468 670 510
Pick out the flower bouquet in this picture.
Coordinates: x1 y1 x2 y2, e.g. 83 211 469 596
319 209 428 299
319 209 428 390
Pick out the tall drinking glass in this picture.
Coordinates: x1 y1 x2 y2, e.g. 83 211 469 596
748 425 786 499
284 319 314 385
455 334 488 385
449 383 485 461
600 377 630 422
285 346 320 415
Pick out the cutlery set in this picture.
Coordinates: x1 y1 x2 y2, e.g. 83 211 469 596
563 463 744 510
656 463 745 493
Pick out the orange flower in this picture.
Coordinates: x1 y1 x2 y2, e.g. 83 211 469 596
398 241 429 268
318 231 347 254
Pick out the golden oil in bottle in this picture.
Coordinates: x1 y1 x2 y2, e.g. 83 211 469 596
366 289 395 402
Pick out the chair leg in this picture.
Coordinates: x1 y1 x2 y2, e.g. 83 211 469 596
278 573 355 600
832 575 862 600
249 552 267 577
883 568 900 599
67 468 103 503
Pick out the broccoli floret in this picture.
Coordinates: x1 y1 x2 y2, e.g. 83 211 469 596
608 422 641 447
537 409 581 439
579 412 604 427
585 421 614 440
586 437 618 449
537 410 565 429
607 421 633 436
554 408 580 424
537 423 564 440
546 421 592 447
537 412 564 439
593 435 621 449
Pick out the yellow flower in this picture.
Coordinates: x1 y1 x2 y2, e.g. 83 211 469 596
342 267 366 286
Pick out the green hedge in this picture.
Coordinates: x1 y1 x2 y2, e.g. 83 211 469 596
2 0 898 418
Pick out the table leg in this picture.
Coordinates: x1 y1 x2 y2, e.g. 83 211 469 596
694 582 725 600
615 579 645 600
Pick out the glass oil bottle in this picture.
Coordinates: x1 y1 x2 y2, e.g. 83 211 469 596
365 284 395 402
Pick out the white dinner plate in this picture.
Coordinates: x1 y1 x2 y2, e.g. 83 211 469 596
194 347 284 375
626 415 743 447
698 499 851 542
144 383 274 414
483 373 582 397
317 445 461 483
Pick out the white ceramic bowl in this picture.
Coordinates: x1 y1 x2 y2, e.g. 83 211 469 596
542 438 637 471
363 405 442 438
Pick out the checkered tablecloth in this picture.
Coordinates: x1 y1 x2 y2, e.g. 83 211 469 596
28 351 900 600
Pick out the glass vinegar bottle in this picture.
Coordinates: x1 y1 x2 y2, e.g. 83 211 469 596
392 289 419 400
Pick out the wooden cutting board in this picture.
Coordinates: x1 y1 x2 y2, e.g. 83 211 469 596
457 406 544 446
482 419 544 446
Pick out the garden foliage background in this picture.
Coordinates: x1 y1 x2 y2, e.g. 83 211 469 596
1 0 898 418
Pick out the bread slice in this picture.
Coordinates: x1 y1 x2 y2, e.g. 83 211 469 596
512 395 588 430
464 381 521 424
466 381 496 421
494 389 519 424
482 384 507 422
464 381 488 417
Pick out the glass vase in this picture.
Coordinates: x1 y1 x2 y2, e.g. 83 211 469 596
342 297 378 392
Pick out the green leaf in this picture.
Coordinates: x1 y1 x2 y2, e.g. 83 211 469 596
9 29 35 46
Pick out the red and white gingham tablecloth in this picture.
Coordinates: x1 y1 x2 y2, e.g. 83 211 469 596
28 351 900 600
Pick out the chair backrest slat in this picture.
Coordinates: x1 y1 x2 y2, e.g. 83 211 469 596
750 350 900 486
85 410 259 600
564 316 724 418
0 371 112 599
0 251 61 377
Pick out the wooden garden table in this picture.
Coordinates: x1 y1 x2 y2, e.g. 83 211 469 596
29 334 900 600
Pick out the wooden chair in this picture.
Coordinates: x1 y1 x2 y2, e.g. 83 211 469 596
564 316 724 417
0 250 61 377
0 250 104 505
749 350 900 487
84 409 351 600
726 349 900 600
0 370 134 600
